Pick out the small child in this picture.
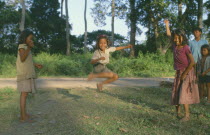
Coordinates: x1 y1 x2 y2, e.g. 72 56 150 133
164 20 200 121
87 35 132 91
197 44 210 104
16 29 42 122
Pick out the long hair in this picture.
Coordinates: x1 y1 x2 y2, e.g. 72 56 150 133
95 35 110 50
201 44 210 56
18 29 33 44
171 29 189 46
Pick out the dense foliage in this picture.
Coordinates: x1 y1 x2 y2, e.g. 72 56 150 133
0 0 209 55
0 52 174 77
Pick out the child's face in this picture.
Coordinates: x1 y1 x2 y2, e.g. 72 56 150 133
174 34 183 46
99 38 108 51
26 34 34 47
193 30 201 38
202 48 209 56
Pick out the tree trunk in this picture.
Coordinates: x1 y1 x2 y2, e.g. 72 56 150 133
19 0 25 32
129 0 137 57
151 16 160 52
84 0 87 53
178 0 182 22
197 0 203 28
61 0 64 17
111 0 115 46
65 0 71 56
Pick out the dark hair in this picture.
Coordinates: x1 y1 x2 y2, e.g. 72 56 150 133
201 44 210 56
18 29 34 44
171 29 189 45
95 35 110 50
193 27 202 33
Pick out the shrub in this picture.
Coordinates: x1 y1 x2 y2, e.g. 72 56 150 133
0 52 174 78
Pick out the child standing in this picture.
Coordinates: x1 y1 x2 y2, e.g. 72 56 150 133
16 29 42 122
87 35 132 91
197 44 210 104
189 27 208 64
164 20 200 121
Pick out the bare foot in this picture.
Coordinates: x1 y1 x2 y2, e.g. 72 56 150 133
180 116 190 122
87 73 95 81
176 113 182 118
97 83 103 92
20 116 34 123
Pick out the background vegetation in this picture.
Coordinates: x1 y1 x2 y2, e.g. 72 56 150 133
0 51 174 78
0 0 209 78
0 0 210 55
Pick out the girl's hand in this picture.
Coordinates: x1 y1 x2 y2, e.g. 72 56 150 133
35 64 43 69
201 72 206 76
164 19 169 25
100 57 105 60
127 44 133 48
180 73 187 81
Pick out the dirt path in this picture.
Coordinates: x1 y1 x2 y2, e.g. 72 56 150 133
0 77 174 89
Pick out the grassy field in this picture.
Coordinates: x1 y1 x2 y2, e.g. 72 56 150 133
0 86 209 135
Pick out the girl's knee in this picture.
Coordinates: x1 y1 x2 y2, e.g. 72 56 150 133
113 74 118 80
21 92 28 97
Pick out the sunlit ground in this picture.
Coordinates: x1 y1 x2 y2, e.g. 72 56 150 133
0 87 209 135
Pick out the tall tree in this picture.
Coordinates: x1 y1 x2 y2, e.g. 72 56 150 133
30 0 67 53
128 0 138 57
204 0 210 40
111 0 115 46
84 0 88 52
61 0 64 17
197 0 203 28
0 1 20 53
65 0 71 55
19 0 26 31
138 0 173 54
178 0 182 23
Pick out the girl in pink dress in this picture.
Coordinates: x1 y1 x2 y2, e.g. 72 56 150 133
164 20 200 121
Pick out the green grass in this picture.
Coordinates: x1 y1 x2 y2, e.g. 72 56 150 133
0 87 209 135
0 52 174 78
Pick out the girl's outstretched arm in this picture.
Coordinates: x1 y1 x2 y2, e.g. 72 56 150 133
181 53 195 80
164 19 171 37
115 44 133 51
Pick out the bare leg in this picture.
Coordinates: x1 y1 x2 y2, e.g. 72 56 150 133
175 105 181 117
199 83 205 99
20 92 29 121
207 83 210 103
180 104 190 122
88 72 118 91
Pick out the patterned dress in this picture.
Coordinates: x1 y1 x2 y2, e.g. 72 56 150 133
171 45 200 105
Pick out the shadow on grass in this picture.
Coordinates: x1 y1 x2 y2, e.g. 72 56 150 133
57 88 82 101
102 87 172 114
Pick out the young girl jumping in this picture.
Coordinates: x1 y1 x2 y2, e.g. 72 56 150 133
197 44 210 104
87 35 132 91
164 20 200 121
16 29 42 122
